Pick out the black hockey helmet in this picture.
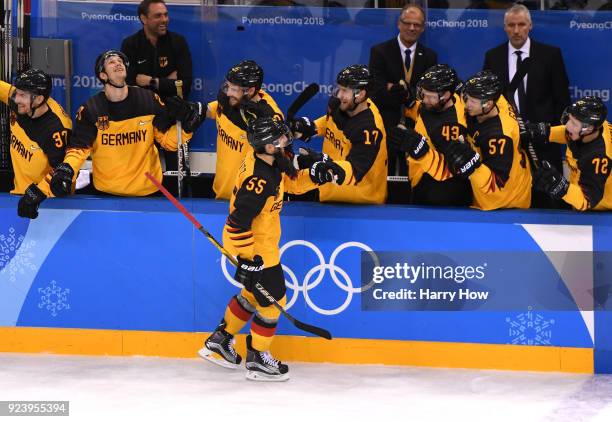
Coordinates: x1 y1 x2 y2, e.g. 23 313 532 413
462 70 502 102
14 68 52 100
95 50 129 83
417 64 461 95
336 64 372 91
226 60 264 89
247 116 292 151
561 96 607 129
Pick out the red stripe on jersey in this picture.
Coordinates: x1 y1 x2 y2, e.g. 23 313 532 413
235 242 255 249
230 233 253 241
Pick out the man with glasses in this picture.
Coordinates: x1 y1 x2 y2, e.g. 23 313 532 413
369 4 437 176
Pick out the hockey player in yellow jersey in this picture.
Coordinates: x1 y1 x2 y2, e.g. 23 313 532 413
49 50 200 197
435 71 531 210
204 60 283 200
198 117 343 381
289 65 387 204
0 69 72 219
389 64 472 206
529 96 612 211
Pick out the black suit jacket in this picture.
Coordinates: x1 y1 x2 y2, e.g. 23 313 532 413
369 38 438 129
482 39 570 125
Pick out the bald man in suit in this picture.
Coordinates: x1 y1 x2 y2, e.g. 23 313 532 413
369 4 437 176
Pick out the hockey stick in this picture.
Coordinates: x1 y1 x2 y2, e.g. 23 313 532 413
0 0 12 173
22 0 30 71
144 171 333 340
175 80 185 197
286 83 319 121
174 80 192 197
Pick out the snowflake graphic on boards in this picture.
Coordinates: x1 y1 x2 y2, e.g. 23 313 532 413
0 227 37 282
38 280 71 317
506 310 555 345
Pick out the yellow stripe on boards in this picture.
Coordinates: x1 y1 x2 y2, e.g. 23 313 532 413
0 327 593 374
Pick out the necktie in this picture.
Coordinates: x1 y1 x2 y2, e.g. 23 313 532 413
404 49 412 71
515 50 527 116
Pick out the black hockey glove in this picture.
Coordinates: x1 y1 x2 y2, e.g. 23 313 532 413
520 121 550 150
235 254 264 292
216 89 230 111
295 147 329 170
309 160 346 186
18 184 46 219
389 82 415 108
165 96 206 133
388 126 429 160
327 96 341 115
443 141 482 179
240 99 267 120
289 117 317 142
50 163 75 197
533 161 569 200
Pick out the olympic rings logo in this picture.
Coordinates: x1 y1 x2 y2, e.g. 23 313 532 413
220 241 379 316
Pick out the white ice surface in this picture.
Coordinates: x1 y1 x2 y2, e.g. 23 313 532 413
0 353 611 422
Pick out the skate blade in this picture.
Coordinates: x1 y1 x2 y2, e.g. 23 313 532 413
246 370 290 382
198 347 240 370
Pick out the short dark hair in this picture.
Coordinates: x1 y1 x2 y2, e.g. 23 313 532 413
138 0 166 18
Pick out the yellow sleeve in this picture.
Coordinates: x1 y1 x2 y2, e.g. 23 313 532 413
411 145 453 182
155 125 192 151
0 80 14 104
36 176 53 197
283 169 320 195
314 115 327 137
332 160 356 185
208 101 218 116
403 101 420 122
469 164 497 194
562 183 589 211
549 125 567 144
64 147 92 174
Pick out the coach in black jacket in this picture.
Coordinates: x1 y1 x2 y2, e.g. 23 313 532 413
121 0 193 100
483 4 570 176
369 4 437 175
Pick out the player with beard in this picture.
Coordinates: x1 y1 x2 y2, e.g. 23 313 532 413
203 60 283 200
289 65 387 204
388 64 472 206
0 69 72 219
198 116 343 381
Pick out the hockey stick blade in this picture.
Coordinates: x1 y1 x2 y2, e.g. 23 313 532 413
144 172 333 340
287 83 319 121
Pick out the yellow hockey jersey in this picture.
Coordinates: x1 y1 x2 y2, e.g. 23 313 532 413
208 91 283 200
0 80 71 196
549 122 612 210
63 86 190 196
222 152 318 267
466 96 532 210
313 98 387 204
403 95 472 206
